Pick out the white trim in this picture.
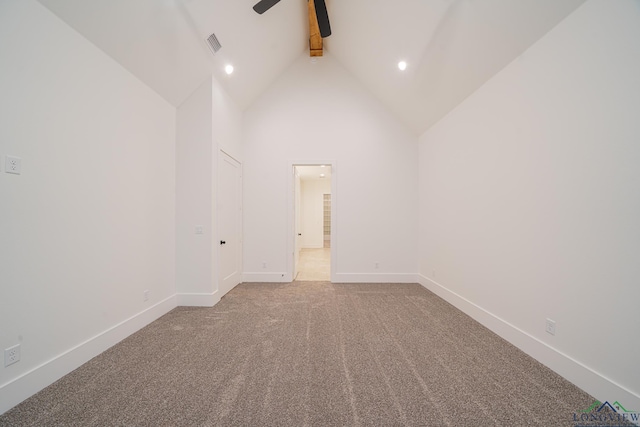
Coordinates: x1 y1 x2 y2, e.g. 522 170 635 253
416 274 640 414
0 295 177 415
176 291 220 307
333 273 418 283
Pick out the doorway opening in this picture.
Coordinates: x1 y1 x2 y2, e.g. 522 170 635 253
293 164 332 281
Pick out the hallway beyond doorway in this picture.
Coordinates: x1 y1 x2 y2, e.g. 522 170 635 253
295 248 330 281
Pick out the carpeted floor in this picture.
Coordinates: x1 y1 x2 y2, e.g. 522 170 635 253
0 282 604 426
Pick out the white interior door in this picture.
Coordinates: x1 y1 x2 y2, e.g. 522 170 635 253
218 151 242 297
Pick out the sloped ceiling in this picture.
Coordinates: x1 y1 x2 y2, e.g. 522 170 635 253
36 0 585 135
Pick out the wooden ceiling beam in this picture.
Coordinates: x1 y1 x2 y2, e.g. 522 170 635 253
308 0 323 57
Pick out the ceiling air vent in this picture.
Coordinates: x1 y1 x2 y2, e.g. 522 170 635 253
206 33 222 55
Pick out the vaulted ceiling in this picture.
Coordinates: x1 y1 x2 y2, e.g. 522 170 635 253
37 0 585 135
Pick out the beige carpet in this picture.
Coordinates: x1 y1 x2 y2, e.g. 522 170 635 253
1 282 607 426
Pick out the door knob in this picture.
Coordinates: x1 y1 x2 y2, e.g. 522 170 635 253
220 240 226 245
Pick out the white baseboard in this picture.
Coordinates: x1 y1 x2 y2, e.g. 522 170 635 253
416 274 640 416
332 273 418 283
0 295 177 416
242 272 291 283
176 291 220 307
242 272 418 284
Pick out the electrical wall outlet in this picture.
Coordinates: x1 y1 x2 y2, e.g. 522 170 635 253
5 344 21 367
545 318 556 336
195 225 204 235
5 155 22 175
144 290 149 302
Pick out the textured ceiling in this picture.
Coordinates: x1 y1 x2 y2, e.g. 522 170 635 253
37 0 586 135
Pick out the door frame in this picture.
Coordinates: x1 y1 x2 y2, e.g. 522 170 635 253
294 168 302 279
286 160 337 282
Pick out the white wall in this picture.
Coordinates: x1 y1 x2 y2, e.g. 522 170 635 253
0 0 177 414
301 179 331 248
243 54 419 283
418 0 640 409
212 78 243 162
176 79 214 303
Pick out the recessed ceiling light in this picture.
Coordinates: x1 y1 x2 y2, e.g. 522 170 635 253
320 173 326 178
225 64 234 75
320 165 326 168
398 61 407 71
